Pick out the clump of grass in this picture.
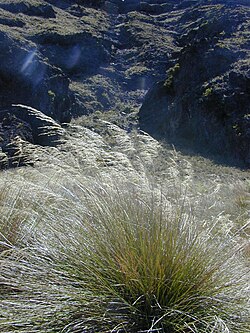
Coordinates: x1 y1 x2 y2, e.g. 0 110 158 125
0 182 28 253
1 179 249 333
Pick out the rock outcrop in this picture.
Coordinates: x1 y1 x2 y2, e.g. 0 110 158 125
139 1 250 166
0 104 64 168
0 29 73 123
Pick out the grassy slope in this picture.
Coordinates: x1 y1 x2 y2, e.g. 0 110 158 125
0 123 249 332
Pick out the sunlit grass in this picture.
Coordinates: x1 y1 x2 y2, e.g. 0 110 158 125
0 182 28 252
0 173 249 332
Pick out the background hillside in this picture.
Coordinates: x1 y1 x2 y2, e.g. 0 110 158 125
0 0 249 167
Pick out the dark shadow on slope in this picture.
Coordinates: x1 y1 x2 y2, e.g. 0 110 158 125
158 135 249 170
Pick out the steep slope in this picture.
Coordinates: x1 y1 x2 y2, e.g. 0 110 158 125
0 0 180 167
139 1 250 166
0 0 249 168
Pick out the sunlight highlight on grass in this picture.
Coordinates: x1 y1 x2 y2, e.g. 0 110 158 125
0 170 249 333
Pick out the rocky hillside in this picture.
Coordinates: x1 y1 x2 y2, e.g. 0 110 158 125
0 0 249 168
139 1 250 166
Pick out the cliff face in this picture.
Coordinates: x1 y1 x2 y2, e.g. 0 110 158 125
139 1 250 166
0 0 249 168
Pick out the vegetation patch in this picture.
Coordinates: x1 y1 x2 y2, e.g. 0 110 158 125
203 87 213 97
0 171 249 332
164 63 180 92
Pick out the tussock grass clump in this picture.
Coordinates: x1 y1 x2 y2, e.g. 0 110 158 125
0 179 249 333
0 181 29 252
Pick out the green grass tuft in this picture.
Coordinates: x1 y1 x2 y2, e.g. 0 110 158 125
1 177 249 332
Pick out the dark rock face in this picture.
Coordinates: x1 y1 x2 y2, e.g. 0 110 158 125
0 0 249 168
36 34 110 75
139 2 250 167
0 31 74 123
